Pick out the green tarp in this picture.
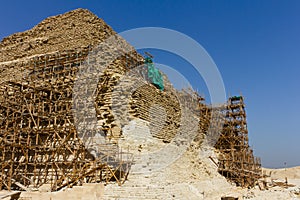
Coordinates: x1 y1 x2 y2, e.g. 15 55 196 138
145 57 164 91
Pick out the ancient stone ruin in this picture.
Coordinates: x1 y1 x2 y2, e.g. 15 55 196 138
0 8 261 196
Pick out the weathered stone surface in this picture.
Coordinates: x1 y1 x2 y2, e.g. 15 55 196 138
0 9 115 62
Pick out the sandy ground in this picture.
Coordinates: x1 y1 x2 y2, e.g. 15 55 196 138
263 166 300 180
237 166 300 200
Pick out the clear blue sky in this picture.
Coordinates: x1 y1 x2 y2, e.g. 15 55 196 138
1 0 299 168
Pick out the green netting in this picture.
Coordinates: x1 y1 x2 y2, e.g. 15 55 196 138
145 57 164 91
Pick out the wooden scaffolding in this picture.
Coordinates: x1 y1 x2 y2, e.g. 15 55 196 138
215 96 261 187
0 48 135 191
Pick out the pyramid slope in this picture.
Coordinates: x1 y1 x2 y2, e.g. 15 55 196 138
0 8 116 62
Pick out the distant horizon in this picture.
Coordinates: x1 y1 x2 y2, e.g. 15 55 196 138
1 0 299 168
